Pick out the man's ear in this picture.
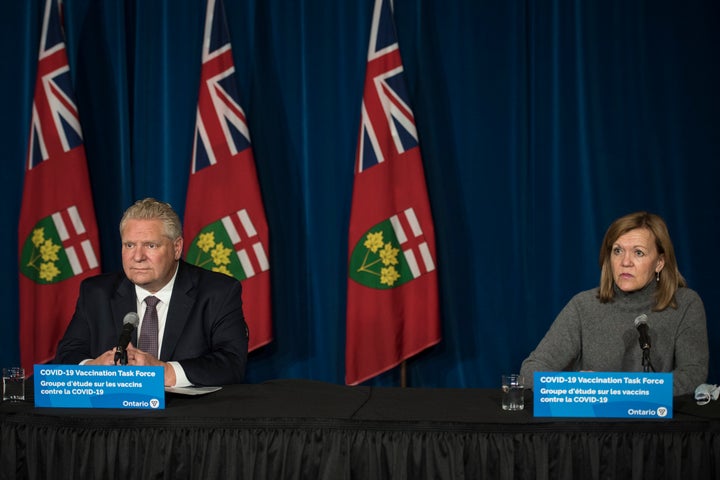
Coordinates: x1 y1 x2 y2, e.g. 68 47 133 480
174 237 184 260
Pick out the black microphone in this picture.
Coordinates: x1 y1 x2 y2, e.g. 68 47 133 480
114 312 140 365
118 312 140 350
634 313 651 351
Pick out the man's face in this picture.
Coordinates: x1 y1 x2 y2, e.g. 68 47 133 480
121 219 183 293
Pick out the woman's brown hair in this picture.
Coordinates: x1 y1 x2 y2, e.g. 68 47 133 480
598 211 685 310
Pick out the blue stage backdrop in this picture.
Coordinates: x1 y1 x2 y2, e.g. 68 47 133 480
1 0 718 387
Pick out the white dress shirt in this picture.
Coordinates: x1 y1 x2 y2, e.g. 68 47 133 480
134 264 192 387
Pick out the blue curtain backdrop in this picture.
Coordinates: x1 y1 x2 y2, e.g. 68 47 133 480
1 0 718 387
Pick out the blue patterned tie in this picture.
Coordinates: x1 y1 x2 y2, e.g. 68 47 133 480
138 296 160 357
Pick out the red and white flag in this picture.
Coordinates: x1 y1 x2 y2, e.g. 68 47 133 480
183 0 272 351
18 0 101 371
346 0 440 385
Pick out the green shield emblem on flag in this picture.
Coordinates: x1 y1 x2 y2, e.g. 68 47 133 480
349 219 415 289
19 217 76 284
186 220 248 281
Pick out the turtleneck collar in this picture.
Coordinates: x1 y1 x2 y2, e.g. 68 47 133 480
612 279 657 312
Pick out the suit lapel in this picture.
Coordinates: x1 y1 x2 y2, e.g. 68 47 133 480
161 262 195 361
111 275 139 344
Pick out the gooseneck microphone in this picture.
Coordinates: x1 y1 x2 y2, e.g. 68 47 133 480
633 313 655 372
634 313 651 351
114 312 140 365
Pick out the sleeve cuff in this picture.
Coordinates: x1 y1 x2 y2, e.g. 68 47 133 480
168 361 192 387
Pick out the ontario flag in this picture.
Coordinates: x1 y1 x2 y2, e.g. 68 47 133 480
346 0 440 385
18 0 101 372
184 0 271 351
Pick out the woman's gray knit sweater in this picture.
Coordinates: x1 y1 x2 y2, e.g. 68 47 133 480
520 282 708 395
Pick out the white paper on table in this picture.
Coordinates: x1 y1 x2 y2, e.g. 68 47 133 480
164 386 222 396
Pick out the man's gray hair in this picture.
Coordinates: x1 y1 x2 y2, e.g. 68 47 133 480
119 198 183 240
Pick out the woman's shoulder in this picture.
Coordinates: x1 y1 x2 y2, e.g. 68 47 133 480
569 287 601 303
675 285 703 304
559 287 603 313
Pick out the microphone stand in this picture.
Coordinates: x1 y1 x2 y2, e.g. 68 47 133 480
641 348 655 373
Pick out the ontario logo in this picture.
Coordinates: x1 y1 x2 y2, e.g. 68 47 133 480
186 209 269 281
19 206 99 284
349 207 435 289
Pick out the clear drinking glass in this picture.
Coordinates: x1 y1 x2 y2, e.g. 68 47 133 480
2 367 25 402
501 373 524 411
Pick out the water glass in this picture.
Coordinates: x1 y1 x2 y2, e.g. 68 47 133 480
3 367 25 402
501 373 524 411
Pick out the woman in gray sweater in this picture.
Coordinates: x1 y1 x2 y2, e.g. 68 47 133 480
520 211 708 395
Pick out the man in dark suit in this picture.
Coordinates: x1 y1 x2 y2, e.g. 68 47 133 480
54 198 249 387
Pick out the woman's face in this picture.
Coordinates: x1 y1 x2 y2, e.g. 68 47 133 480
610 228 665 293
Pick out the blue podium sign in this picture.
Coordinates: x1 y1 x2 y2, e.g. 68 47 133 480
34 365 165 409
533 372 673 419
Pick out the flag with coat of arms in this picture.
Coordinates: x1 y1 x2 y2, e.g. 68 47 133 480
346 0 441 385
183 0 272 351
18 0 101 372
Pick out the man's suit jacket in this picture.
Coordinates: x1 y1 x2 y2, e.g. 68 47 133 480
54 260 249 386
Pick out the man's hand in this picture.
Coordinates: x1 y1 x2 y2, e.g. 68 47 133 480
126 344 177 387
85 349 118 366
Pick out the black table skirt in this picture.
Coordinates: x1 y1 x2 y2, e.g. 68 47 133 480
2 379 719 479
